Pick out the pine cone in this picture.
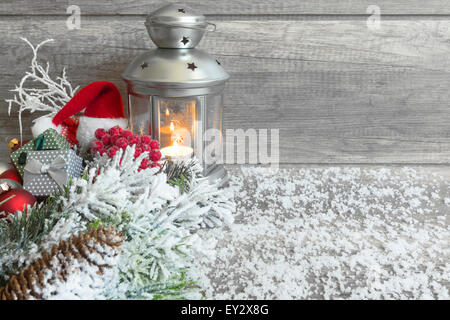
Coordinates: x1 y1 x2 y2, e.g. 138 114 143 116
0 226 123 300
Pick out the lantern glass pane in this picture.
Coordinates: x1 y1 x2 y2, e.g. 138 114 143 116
128 93 151 135
206 94 223 133
155 97 204 161
203 94 224 172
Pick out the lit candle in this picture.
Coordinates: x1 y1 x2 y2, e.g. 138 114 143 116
160 121 176 135
161 141 193 159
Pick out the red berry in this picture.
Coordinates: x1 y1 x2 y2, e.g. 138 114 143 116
98 148 107 156
95 128 107 140
127 134 140 145
115 137 129 150
122 130 133 138
109 125 123 136
134 148 143 159
91 140 104 152
139 158 151 170
140 135 152 145
101 134 111 146
110 134 121 145
151 162 160 168
150 140 160 150
140 143 151 152
150 150 162 162
108 146 119 158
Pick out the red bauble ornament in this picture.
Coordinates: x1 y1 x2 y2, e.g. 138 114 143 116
0 162 10 175
0 168 23 185
0 189 36 219
0 179 23 194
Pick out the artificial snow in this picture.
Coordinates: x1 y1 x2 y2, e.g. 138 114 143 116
196 166 450 300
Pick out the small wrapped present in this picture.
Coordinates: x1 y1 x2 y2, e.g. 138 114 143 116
23 149 83 197
10 129 70 178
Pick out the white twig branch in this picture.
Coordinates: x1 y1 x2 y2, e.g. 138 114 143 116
5 38 79 141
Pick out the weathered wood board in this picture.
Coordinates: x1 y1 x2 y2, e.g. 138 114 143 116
1 0 450 15
1 12 450 164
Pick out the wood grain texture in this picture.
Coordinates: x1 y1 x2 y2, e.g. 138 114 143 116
1 0 450 15
1 16 450 164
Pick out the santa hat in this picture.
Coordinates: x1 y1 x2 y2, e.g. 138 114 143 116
31 81 128 148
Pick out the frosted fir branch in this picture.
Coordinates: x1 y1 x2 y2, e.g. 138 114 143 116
0 227 122 300
164 158 203 192
0 198 86 287
5 38 79 141
163 160 235 229
63 145 193 288
0 143 235 299
160 180 235 230
65 146 175 223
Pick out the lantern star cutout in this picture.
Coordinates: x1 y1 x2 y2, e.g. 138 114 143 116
181 37 190 45
187 62 197 71
178 8 186 13
141 62 148 70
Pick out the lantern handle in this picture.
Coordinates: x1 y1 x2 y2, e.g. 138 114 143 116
206 22 216 32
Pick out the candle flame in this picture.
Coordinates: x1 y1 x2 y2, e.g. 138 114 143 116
165 108 170 116
170 122 174 132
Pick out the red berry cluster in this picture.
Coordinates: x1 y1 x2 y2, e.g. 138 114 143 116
90 126 162 170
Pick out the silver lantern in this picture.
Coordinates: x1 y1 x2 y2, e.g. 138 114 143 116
122 3 229 182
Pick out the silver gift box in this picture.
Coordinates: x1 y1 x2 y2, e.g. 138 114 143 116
24 149 83 197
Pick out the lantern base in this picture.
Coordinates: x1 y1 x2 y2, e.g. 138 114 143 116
202 164 229 188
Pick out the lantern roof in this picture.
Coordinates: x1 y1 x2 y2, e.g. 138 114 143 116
122 3 229 97
147 3 206 27
122 48 229 96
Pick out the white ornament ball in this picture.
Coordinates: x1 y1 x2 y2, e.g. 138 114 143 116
0 162 10 175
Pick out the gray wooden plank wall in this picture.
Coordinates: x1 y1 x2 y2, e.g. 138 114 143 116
1 1 450 164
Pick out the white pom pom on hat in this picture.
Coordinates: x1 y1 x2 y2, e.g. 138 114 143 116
31 116 61 138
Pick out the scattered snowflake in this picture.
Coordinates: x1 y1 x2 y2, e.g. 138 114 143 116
196 166 450 300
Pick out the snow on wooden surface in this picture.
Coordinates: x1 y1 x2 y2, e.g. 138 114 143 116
197 166 450 299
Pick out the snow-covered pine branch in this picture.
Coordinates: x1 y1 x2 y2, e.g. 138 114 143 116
0 143 235 299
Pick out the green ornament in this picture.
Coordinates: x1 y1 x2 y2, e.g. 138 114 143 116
18 152 27 165
33 136 45 150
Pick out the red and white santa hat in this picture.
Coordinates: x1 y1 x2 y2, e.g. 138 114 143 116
31 81 128 148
